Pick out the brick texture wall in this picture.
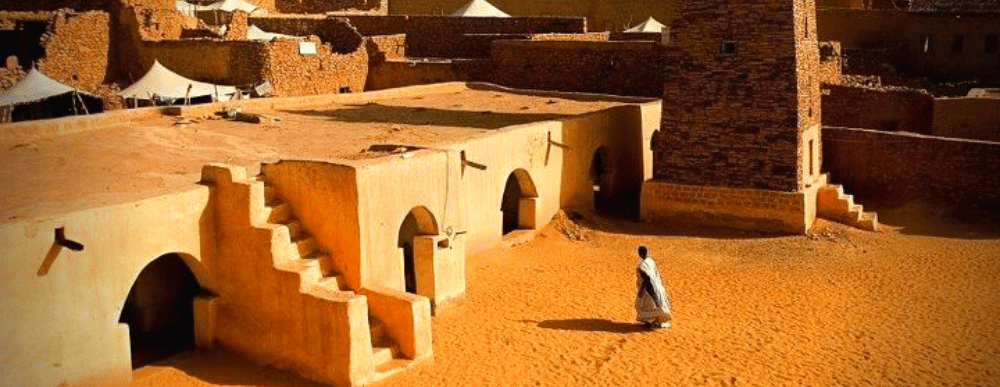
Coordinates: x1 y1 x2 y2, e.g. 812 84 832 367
36 11 109 92
821 84 934 134
366 58 490 90
490 40 663 97
654 0 821 192
932 98 1000 142
405 16 586 58
823 127 1000 217
262 36 369 96
818 41 842 85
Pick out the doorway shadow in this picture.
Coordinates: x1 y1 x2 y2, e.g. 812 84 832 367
528 318 646 334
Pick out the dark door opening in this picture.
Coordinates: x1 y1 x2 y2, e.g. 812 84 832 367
398 207 438 295
119 253 201 369
501 173 522 235
591 148 611 212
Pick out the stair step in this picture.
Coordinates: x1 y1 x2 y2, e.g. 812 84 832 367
371 320 386 344
372 347 394 366
268 203 292 224
859 212 879 232
295 237 318 257
372 359 410 382
315 275 344 291
264 185 280 206
285 221 304 239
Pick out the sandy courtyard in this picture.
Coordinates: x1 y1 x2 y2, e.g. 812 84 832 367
132 210 1000 387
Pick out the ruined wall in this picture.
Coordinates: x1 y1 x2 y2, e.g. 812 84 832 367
365 59 489 91
818 9 1000 81
818 41 843 84
405 16 586 58
654 0 821 192
821 84 934 134
35 11 109 92
823 127 1000 217
368 33 405 61
388 0 677 32
490 40 662 97
271 0 386 14
932 97 1000 142
0 0 170 11
136 40 266 86
262 36 369 96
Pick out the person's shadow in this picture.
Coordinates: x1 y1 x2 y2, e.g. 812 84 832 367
529 319 646 333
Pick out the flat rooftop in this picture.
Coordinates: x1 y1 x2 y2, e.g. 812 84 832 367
0 84 643 223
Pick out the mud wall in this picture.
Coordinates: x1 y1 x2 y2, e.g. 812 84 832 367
405 16 587 58
932 98 1000 142
822 127 1000 217
491 40 662 97
365 59 489 91
821 84 934 134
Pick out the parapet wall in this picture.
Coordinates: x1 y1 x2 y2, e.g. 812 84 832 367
822 127 1000 217
405 16 587 58
491 40 662 97
932 98 1000 142
821 84 934 134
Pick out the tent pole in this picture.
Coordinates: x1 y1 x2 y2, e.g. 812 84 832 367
71 91 80 116
74 90 90 115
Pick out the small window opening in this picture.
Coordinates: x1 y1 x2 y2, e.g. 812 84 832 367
721 42 737 55
985 35 998 54
920 34 931 54
808 140 815 177
951 35 965 54
339 86 351 93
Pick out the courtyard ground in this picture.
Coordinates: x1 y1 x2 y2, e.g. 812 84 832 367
132 208 1000 387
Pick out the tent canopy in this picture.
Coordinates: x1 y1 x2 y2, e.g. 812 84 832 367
120 60 237 101
451 0 510 17
625 17 665 33
247 25 301 41
0 68 95 107
205 0 265 14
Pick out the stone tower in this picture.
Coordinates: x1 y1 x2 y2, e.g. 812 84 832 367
641 0 825 233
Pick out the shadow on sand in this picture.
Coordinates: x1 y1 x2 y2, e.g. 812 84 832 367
137 349 324 387
279 103 569 130
866 201 1000 240
530 318 647 334
572 210 792 241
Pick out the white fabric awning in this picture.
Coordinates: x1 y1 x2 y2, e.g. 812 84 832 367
0 68 95 107
247 25 301 41
204 0 265 14
120 60 237 101
625 17 665 33
451 0 510 17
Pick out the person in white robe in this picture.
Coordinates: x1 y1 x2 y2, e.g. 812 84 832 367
635 245 672 329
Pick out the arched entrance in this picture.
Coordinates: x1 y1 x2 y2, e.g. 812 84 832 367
500 169 539 235
398 206 439 295
590 146 614 213
119 253 206 369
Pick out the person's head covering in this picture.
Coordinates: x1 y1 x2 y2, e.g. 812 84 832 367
638 245 648 258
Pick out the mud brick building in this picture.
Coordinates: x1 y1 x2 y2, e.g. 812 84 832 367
642 0 827 233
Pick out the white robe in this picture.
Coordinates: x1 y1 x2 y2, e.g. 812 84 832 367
636 257 672 323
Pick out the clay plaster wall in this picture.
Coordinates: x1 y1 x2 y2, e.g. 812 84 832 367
818 9 1000 81
491 40 662 97
932 97 1000 142
388 0 677 32
821 84 934 134
0 188 211 387
822 127 1000 217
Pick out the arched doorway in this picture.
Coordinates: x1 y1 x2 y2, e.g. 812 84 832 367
500 169 539 235
398 206 439 295
119 253 205 369
590 147 613 213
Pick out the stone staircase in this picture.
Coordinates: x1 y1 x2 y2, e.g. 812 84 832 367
251 172 415 383
817 184 878 231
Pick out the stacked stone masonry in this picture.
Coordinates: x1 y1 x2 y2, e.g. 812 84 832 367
821 84 934 134
822 127 1000 218
655 0 821 193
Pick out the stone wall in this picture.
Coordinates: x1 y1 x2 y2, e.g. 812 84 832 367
387 0 678 33
823 127 1000 217
365 59 490 91
932 97 1000 142
609 31 662 42
261 36 369 96
818 41 842 85
368 33 405 61
490 40 662 97
818 9 1000 81
821 84 934 134
36 11 109 92
654 0 821 193
405 16 587 58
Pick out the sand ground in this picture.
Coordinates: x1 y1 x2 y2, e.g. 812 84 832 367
132 209 1000 387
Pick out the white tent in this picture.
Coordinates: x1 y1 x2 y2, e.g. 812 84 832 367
451 0 510 17
624 17 665 33
204 0 265 14
0 68 95 107
247 25 301 41
120 60 237 102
